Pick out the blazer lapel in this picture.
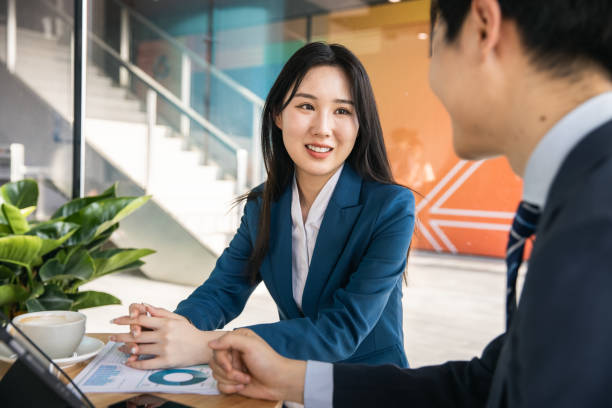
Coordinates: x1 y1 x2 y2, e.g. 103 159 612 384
264 181 302 319
301 165 364 317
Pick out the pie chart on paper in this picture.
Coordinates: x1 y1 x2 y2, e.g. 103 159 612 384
148 369 208 386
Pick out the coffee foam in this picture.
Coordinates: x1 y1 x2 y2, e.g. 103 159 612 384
18 314 81 326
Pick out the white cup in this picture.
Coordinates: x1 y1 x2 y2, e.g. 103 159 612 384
12 311 86 359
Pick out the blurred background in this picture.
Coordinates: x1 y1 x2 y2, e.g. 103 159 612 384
0 0 522 367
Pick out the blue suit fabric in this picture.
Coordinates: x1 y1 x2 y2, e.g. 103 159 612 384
175 164 415 366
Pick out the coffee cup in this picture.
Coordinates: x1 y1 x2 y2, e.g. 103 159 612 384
12 311 86 359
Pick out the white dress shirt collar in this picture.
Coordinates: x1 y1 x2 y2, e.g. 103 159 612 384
523 91 612 207
290 164 344 311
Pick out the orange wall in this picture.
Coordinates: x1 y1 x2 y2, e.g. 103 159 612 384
314 1 522 258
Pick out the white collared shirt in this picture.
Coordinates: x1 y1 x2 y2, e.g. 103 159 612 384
291 164 344 310
523 91 612 207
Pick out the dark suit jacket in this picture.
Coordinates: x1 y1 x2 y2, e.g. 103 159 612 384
175 164 415 366
333 119 612 407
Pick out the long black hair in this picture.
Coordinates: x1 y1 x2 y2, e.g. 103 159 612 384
242 42 400 283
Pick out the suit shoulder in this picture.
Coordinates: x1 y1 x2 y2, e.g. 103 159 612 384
575 157 612 217
242 183 264 215
362 181 414 202
361 181 415 212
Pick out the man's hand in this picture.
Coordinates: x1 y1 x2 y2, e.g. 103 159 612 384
208 329 306 403
111 303 224 369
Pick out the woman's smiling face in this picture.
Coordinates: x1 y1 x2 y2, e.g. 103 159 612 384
276 65 359 183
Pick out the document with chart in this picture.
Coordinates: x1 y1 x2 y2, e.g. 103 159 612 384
73 342 219 394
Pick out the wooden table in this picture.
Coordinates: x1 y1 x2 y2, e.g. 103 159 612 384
0 333 281 408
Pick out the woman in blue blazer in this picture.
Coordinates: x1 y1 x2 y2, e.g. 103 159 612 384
112 42 415 370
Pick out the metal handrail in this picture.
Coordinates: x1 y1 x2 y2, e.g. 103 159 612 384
93 39 243 153
36 0 248 193
37 0 243 157
113 0 265 109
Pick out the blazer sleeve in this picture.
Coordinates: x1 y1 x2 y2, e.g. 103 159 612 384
174 198 260 330
247 189 415 361
333 333 504 408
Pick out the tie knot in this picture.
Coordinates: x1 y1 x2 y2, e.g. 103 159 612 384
512 201 541 238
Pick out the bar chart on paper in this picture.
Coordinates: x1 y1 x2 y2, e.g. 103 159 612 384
83 365 121 386
74 342 219 395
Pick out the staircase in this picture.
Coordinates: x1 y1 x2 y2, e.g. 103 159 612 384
0 25 239 255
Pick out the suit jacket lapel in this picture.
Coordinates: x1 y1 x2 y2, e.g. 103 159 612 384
301 165 364 317
540 119 612 232
265 182 302 319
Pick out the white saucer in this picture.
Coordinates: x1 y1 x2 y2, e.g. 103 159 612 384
0 335 105 367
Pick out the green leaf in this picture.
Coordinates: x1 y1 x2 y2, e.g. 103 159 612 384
38 259 63 281
39 249 94 282
93 248 155 277
101 183 118 198
0 284 28 306
65 196 150 245
0 265 14 280
26 221 80 240
0 179 38 209
39 233 78 257
0 262 22 279
85 223 118 251
93 197 150 237
70 260 145 292
51 183 118 219
20 206 36 218
2 203 29 234
32 284 73 310
26 221 80 256
101 260 144 274
68 290 121 310
31 256 43 268
28 281 44 299
25 298 45 312
0 235 43 267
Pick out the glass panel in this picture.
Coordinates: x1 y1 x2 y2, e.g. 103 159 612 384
84 1 239 287
0 0 7 65
0 0 73 217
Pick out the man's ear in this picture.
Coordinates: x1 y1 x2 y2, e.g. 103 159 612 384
471 0 502 60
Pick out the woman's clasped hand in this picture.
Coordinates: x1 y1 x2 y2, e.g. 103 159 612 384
110 302 225 369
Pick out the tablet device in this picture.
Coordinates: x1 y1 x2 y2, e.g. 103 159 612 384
0 311 94 408
108 393 194 407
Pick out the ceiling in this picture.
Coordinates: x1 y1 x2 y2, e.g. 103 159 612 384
127 0 395 22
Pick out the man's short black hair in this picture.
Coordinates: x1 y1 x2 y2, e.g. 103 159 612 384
430 0 612 78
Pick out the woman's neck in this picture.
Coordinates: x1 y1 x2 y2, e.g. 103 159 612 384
295 170 335 223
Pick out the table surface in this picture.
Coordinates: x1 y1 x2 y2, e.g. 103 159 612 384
0 333 281 408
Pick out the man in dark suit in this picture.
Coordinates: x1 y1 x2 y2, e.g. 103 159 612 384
206 0 612 406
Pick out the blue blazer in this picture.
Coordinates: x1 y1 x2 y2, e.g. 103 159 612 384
175 164 415 367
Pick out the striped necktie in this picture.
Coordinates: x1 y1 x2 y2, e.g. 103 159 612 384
506 201 540 329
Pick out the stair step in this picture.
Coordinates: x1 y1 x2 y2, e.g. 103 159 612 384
86 107 147 123
15 66 115 89
2 25 245 255
148 177 236 194
87 85 132 100
86 95 143 111
150 194 238 215
15 42 71 60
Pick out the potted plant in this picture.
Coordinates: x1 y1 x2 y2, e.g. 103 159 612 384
0 179 154 319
